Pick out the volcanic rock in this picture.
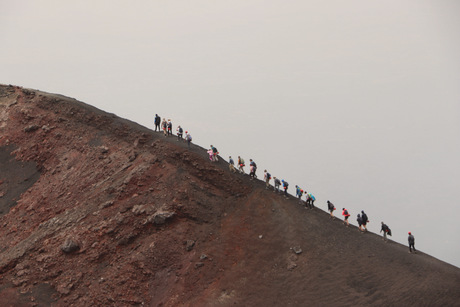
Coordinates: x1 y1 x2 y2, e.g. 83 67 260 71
61 238 80 254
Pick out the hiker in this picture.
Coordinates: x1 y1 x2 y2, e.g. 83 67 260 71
408 232 416 253
207 149 214 161
274 177 281 193
162 118 167 136
210 145 218 162
342 208 350 226
327 201 335 218
361 211 369 232
264 170 271 189
282 180 289 198
238 156 245 173
380 222 391 241
167 119 172 136
185 131 192 148
229 156 237 173
295 186 303 203
308 193 316 209
249 164 256 179
249 159 257 178
176 125 184 141
154 114 161 131
357 214 363 232
305 193 312 208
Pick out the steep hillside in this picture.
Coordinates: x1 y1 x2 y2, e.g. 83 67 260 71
0 85 459 306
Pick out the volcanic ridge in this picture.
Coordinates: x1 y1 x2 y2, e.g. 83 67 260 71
0 84 459 306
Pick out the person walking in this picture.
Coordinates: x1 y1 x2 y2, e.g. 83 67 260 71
308 193 316 209
305 193 312 208
295 185 302 203
167 119 172 136
361 211 369 232
342 208 350 227
207 148 214 161
264 170 271 189
162 118 167 136
274 177 281 193
154 114 161 131
238 156 245 173
249 164 255 179
282 180 289 198
185 131 192 148
249 159 257 178
357 214 363 232
408 232 416 253
380 222 391 241
176 125 184 141
229 156 237 173
210 145 219 162
327 201 335 218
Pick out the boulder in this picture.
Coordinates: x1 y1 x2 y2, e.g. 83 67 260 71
61 238 80 254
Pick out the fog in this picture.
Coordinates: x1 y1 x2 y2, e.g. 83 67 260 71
1 0 459 267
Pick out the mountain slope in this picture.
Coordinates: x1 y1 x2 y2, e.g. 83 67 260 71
0 85 459 306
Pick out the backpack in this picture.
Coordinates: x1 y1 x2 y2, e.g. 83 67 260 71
344 210 349 216
284 181 289 187
212 147 217 153
179 127 183 133
387 228 392 236
311 194 316 201
267 173 271 179
186 134 192 141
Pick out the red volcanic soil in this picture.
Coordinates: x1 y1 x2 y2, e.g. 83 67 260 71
0 84 459 306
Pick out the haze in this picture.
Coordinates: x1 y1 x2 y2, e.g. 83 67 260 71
1 1 459 267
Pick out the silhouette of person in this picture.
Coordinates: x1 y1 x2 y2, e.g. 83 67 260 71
327 201 335 218
154 114 161 131
408 232 416 253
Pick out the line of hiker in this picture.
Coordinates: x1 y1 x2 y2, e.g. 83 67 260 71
228 156 257 181
153 114 417 255
154 114 192 148
239 159 416 251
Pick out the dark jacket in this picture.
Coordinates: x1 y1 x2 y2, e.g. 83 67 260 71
408 234 415 244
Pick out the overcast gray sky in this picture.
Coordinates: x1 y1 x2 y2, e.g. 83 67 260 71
1 0 460 267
